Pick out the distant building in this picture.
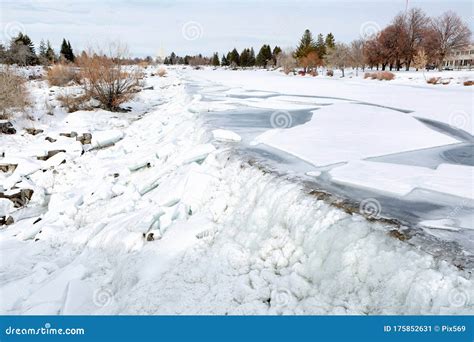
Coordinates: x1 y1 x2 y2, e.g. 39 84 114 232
443 44 474 69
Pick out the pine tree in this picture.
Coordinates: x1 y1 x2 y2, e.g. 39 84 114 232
240 48 250 67
249 47 256 66
228 48 240 66
10 33 37 65
67 40 75 62
325 33 335 49
295 29 317 59
45 40 55 63
211 52 220 66
39 39 47 57
256 44 272 67
221 54 229 66
272 46 282 64
60 38 75 62
315 34 326 59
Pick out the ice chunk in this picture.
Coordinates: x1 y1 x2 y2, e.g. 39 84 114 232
179 144 216 165
212 129 242 142
156 143 176 160
91 130 124 149
0 198 12 216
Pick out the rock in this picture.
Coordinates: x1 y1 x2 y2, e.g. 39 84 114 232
37 150 66 161
76 133 92 145
0 189 34 208
146 232 154 241
0 163 17 173
25 128 44 136
0 121 16 135
45 137 57 143
60 131 78 138
0 216 14 226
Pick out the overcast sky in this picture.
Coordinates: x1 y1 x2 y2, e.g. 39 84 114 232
1 0 472 57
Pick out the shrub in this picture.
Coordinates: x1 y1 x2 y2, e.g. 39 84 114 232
376 71 395 81
427 77 440 84
309 70 318 77
464 80 474 86
326 69 334 77
157 68 167 77
57 93 92 113
364 71 395 81
47 64 79 86
0 67 30 119
77 43 143 111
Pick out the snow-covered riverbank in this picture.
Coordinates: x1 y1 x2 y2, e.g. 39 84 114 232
0 67 472 314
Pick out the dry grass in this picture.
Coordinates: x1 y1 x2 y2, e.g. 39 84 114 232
364 71 395 81
47 64 80 87
0 67 30 119
463 80 473 86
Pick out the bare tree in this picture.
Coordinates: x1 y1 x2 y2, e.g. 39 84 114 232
276 50 297 75
404 8 429 70
326 43 350 77
430 11 471 68
349 39 365 75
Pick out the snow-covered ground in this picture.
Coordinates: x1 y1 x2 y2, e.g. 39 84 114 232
0 66 473 315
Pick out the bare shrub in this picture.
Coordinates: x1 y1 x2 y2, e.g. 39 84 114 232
77 43 143 111
364 71 395 81
0 67 30 119
47 64 79 86
427 77 440 84
157 68 167 77
376 71 395 80
326 70 334 77
276 50 297 75
463 80 474 86
57 93 92 113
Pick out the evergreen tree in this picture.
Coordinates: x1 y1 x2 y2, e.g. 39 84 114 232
315 33 326 59
248 47 256 66
256 44 272 67
295 29 317 59
60 38 75 62
221 54 229 66
10 33 37 65
67 40 75 62
240 48 250 67
45 40 55 63
228 48 240 66
211 52 220 66
164 57 170 65
272 46 282 64
325 33 335 49
39 39 47 57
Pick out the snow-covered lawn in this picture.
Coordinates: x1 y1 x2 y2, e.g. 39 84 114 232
0 67 472 315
